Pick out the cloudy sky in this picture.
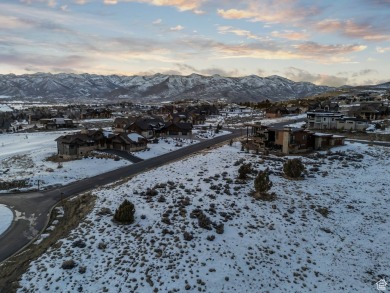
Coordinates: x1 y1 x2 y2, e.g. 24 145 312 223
1 0 389 86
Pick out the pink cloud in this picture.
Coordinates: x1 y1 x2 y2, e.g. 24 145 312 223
316 19 390 41
293 42 367 56
271 30 309 40
217 0 322 24
105 0 205 12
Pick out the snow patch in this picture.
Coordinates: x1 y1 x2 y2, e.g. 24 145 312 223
0 204 13 235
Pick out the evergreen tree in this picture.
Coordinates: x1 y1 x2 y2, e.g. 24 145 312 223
238 163 252 180
283 158 305 179
113 199 135 224
254 168 272 195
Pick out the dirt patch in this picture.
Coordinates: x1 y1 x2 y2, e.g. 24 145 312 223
45 154 79 163
0 193 96 293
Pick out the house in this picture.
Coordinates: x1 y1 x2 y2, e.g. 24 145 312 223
56 129 147 159
247 123 345 154
105 133 147 152
220 104 252 116
348 102 390 120
126 118 165 138
312 133 345 150
307 111 372 131
308 101 339 112
306 111 344 130
188 112 206 125
113 117 137 133
39 118 76 130
170 112 193 124
265 107 289 118
80 108 112 119
335 117 369 131
161 122 193 136
286 107 301 115
56 130 105 158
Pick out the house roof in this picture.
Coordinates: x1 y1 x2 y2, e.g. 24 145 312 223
336 117 369 122
163 122 193 131
128 132 146 142
55 130 103 144
132 118 165 130
55 134 94 144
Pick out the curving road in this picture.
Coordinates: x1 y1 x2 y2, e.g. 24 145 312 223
0 130 243 263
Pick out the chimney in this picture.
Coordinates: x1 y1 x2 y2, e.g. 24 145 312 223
282 127 291 154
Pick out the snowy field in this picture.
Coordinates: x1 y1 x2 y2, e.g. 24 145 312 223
260 114 307 126
0 130 229 191
0 131 131 192
133 131 229 160
206 113 306 128
0 104 13 112
0 204 13 236
18 141 390 292
133 137 199 160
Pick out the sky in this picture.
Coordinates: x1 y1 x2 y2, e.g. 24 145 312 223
0 0 389 86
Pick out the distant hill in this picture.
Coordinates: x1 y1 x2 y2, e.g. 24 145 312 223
0 73 335 103
369 81 390 90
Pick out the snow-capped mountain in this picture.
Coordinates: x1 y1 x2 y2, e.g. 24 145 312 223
369 81 390 90
0 73 334 102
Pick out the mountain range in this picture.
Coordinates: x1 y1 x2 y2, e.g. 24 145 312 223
0 72 337 103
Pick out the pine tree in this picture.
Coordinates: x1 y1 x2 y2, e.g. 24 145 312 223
283 158 305 179
238 163 252 180
113 199 135 224
254 168 272 195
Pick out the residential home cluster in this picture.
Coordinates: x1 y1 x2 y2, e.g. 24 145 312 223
306 99 389 131
265 94 389 132
0 100 220 132
247 92 389 154
246 123 345 155
55 103 216 159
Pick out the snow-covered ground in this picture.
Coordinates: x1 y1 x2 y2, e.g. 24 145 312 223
0 130 231 191
0 204 13 236
366 124 390 135
0 104 13 112
132 131 230 160
193 129 231 140
207 113 307 128
0 131 131 192
260 114 307 126
18 141 390 292
133 137 199 160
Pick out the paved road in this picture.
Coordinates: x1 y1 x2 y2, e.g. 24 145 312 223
0 130 242 263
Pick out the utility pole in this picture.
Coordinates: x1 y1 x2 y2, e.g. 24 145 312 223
246 125 249 144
